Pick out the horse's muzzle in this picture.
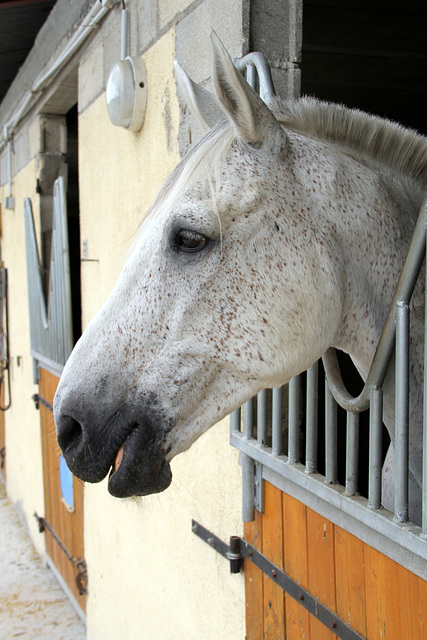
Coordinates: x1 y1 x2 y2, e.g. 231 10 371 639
53 392 173 498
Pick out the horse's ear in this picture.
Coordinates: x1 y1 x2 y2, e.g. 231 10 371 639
210 31 287 158
174 60 224 132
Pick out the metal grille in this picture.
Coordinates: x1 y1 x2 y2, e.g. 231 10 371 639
230 52 427 580
230 198 427 580
24 176 73 376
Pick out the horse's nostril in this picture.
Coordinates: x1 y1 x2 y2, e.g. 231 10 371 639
57 415 84 454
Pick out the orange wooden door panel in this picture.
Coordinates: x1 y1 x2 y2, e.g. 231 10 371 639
334 527 366 637
245 510 264 640
283 493 310 640
244 483 427 640
263 484 285 639
39 367 86 612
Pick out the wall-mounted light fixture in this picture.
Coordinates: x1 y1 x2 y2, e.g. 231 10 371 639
106 56 147 131
106 3 147 132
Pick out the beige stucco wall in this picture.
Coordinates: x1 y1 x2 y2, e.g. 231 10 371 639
0 157 46 556
78 28 245 639
0 3 247 635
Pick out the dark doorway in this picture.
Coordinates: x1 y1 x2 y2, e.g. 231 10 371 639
65 104 81 342
301 0 427 135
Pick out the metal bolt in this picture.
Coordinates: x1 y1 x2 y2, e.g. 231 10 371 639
298 593 304 601
248 550 253 557
271 569 277 578
331 621 337 629
192 524 198 533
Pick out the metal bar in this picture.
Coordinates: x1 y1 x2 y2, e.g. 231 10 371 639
192 520 365 640
121 8 129 60
288 376 300 463
234 52 276 101
230 408 241 433
323 197 427 413
191 520 229 560
254 461 265 513
34 512 88 596
395 301 410 523
346 412 359 495
243 398 254 439
241 453 255 523
257 389 268 446
32 394 53 412
325 381 338 484
368 387 383 509
272 387 283 456
306 362 318 474
231 430 427 573
242 398 255 522
245 63 258 93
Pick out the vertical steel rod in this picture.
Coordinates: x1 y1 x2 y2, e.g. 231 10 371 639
325 381 338 484
121 9 129 60
242 399 255 522
272 387 283 456
257 389 268 446
241 454 255 522
246 63 258 92
346 411 359 495
243 398 254 439
306 362 318 474
288 375 300 463
368 386 383 509
230 408 241 433
395 301 410 522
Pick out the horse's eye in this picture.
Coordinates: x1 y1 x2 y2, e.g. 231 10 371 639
176 229 207 253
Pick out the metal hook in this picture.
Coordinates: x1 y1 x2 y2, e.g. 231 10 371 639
234 52 276 102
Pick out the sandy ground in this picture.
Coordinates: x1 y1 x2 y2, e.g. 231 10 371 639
0 479 86 639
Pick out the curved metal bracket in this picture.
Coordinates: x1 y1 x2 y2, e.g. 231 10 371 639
323 196 427 413
234 52 276 102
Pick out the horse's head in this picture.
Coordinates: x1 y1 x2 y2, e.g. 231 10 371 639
53 33 344 498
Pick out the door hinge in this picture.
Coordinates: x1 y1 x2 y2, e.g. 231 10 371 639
32 393 53 412
191 520 365 640
34 512 88 596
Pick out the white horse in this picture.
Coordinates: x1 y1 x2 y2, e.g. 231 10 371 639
53 33 427 523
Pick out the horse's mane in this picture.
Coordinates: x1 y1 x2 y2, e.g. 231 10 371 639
269 96 427 190
140 96 426 233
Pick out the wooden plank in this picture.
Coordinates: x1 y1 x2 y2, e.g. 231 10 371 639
262 482 285 639
283 493 310 640
395 560 427 640
417 572 427 639
365 543 401 640
306 508 336 640
244 509 264 640
334 527 366 637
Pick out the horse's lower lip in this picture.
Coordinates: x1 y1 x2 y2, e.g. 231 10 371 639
107 427 172 498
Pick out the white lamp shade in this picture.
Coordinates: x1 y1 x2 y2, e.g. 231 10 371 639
106 57 147 131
